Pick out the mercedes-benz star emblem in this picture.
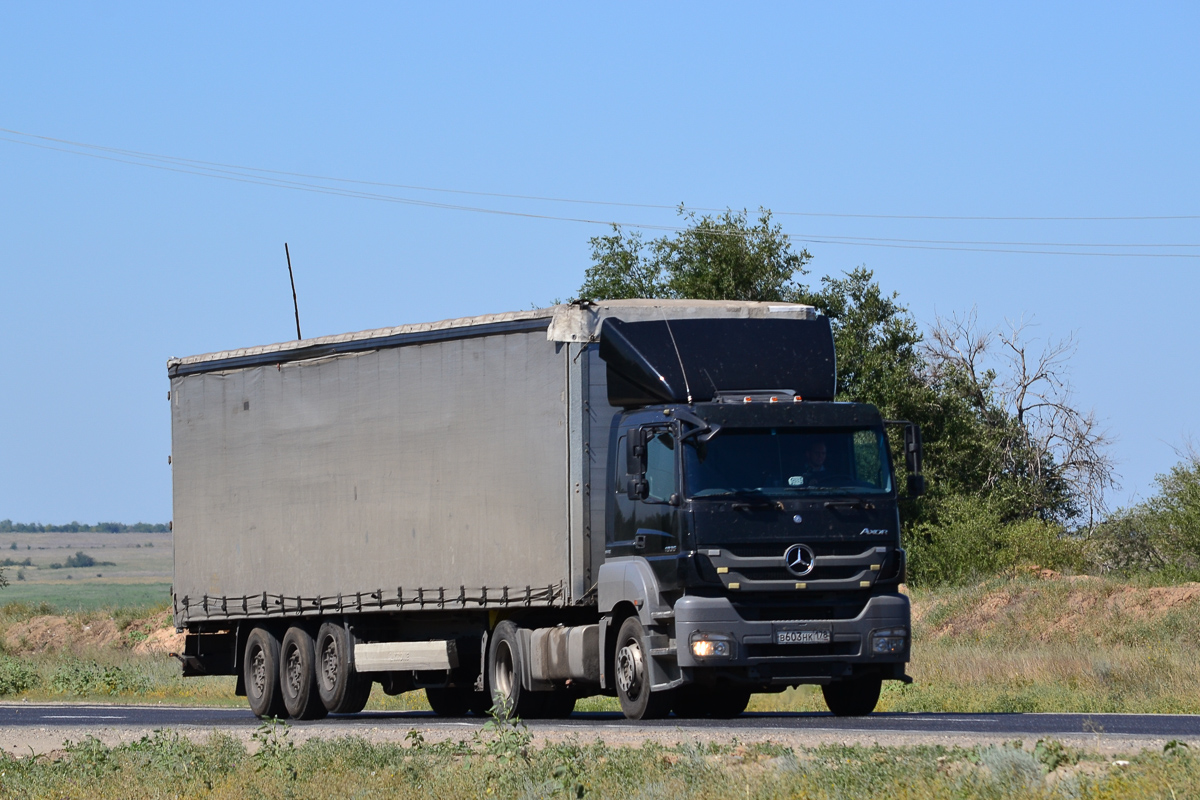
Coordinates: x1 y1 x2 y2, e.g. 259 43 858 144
783 544 816 577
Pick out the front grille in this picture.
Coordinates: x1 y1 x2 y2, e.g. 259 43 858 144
723 542 871 558
736 565 865 582
746 641 861 658
732 593 869 622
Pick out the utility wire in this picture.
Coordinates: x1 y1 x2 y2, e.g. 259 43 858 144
3 128 1199 259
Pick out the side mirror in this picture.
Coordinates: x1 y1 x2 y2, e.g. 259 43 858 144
904 424 923 474
906 473 926 497
626 476 649 500
626 428 647 475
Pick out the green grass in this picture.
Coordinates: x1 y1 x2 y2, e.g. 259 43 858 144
0 727 1194 799
0 581 172 613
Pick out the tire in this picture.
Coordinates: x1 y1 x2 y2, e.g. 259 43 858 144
671 684 750 718
538 692 576 719
671 686 707 719
426 687 471 717
467 688 494 717
487 621 544 719
710 687 751 719
822 676 882 716
244 627 287 719
316 621 371 715
613 616 672 720
280 627 328 720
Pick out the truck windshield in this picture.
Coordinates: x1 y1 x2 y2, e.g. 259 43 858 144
683 427 893 498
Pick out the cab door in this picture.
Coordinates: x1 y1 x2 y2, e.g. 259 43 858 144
609 424 683 588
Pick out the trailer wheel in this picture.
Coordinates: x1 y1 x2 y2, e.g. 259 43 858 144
244 627 287 719
280 627 328 720
821 676 882 716
613 616 672 720
316 622 371 715
425 687 471 717
487 621 543 719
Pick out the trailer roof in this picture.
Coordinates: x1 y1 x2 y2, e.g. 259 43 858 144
167 300 818 377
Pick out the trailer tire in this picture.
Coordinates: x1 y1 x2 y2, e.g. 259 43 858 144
613 616 672 720
425 687 471 717
280 627 328 720
821 676 882 716
316 622 370 715
487 621 544 719
244 627 287 719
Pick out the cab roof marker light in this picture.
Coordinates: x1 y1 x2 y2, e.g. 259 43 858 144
743 396 752 403
793 395 803 403
769 396 779 403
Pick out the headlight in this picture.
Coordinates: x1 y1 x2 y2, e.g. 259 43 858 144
690 633 733 658
871 629 907 654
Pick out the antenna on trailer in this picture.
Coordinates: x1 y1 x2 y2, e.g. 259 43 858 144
284 243 302 341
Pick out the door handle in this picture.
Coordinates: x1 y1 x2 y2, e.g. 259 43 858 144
634 534 647 550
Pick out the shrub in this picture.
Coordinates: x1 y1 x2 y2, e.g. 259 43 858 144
50 660 151 696
907 495 1085 586
0 657 41 695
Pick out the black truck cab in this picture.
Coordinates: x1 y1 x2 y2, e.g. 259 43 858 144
595 316 919 718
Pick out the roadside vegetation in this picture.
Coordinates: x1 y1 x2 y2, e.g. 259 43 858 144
1 722 1195 799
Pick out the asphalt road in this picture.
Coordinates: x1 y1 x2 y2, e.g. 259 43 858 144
2 704 1198 739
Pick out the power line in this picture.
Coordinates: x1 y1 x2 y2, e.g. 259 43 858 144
6 126 1200 224
2 128 1199 259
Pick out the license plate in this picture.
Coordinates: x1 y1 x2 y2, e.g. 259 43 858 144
776 629 831 645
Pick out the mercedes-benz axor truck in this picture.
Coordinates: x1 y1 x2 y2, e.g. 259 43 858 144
168 299 922 720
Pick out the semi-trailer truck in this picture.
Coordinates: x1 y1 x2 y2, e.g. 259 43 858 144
168 299 921 720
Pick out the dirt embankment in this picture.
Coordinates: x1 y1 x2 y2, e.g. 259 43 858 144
3 613 183 656
916 574 1200 643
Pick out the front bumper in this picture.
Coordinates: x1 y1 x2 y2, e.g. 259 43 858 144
672 592 910 682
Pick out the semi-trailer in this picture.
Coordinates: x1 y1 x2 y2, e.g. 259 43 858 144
167 299 921 720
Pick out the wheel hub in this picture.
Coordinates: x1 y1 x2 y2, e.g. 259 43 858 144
615 640 644 698
286 649 303 694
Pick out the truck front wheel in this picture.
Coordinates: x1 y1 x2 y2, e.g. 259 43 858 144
821 676 882 716
613 616 672 720
244 627 287 719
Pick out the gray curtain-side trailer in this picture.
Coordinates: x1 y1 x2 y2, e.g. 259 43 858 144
168 300 918 720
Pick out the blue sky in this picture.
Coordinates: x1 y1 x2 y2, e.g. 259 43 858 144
1 4 1197 523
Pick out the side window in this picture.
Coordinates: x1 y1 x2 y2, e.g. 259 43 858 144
852 429 888 490
644 430 677 501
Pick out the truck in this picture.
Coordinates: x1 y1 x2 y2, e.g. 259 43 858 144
167 299 921 720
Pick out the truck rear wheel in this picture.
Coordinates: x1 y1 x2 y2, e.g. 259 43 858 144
425 687 471 717
822 676 882 716
613 616 672 720
244 627 287 719
280 627 328 720
487 621 543 719
316 622 371 715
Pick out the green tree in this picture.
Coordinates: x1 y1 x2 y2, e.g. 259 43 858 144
578 208 811 303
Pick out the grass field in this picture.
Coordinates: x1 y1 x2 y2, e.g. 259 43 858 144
0 581 172 612
0 530 172 612
0 727 1194 799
